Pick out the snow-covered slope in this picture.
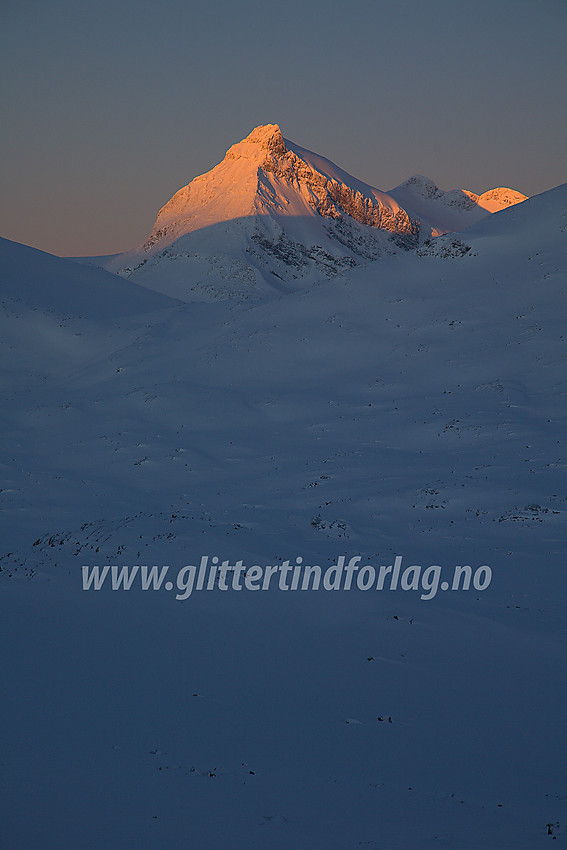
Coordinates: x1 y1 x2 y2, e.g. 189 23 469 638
0 236 178 319
2 183 566 849
99 125 526 301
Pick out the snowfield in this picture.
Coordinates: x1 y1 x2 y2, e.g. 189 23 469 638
1 173 566 848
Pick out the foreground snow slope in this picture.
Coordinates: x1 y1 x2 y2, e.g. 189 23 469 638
1 185 566 849
0 237 178 318
95 124 526 301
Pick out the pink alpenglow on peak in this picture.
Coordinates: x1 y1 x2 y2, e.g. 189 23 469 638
475 187 529 212
103 123 421 299
100 124 528 301
225 123 287 160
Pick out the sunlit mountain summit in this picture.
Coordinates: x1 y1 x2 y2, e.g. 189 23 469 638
100 124 527 300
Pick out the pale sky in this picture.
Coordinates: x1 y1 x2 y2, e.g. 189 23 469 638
1 0 565 256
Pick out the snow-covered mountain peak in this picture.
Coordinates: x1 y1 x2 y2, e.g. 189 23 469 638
477 186 528 212
102 124 421 299
389 174 528 239
96 126 528 301
225 123 287 161
395 175 476 210
392 176 527 214
399 174 440 199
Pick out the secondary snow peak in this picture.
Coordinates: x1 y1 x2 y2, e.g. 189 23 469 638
477 187 528 212
399 175 441 198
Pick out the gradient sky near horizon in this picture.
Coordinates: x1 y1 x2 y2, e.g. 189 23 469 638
1 0 566 256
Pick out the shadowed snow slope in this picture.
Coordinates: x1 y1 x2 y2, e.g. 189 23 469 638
0 237 178 319
95 125 527 301
1 184 566 849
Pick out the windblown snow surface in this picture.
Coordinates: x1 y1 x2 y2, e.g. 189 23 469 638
1 183 567 849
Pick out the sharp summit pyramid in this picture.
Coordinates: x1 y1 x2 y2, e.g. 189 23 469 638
101 124 527 301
